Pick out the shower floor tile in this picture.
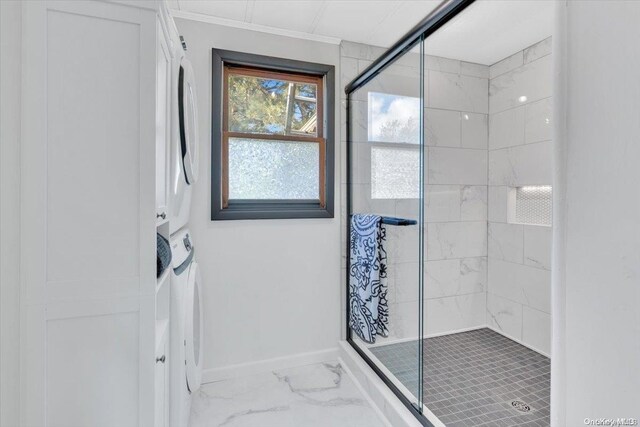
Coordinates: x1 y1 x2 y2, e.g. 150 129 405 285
369 328 550 427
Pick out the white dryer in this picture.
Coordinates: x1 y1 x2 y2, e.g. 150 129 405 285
169 37 199 235
169 228 203 427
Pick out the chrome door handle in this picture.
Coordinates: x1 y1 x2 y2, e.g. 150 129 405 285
156 355 166 363
157 212 166 220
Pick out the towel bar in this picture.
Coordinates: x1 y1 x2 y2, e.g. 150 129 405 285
380 216 417 226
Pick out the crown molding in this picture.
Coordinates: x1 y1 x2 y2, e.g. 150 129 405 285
170 9 342 46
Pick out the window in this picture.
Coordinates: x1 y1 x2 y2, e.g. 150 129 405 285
211 49 335 220
368 92 420 199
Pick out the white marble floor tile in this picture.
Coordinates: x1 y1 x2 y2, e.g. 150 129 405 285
190 362 388 427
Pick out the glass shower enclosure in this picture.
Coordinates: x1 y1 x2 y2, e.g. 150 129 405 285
346 0 554 425
345 0 475 423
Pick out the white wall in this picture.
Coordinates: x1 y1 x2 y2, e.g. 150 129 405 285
487 38 553 355
0 1 22 426
174 17 342 373
553 1 640 425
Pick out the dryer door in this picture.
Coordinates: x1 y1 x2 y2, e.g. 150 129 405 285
178 57 199 185
185 261 203 393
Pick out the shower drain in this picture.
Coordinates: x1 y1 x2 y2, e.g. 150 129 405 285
510 400 531 413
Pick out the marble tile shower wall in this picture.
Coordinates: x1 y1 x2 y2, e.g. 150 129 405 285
339 41 489 344
487 38 553 356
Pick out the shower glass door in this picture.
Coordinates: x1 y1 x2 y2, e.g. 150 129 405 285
347 38 425 412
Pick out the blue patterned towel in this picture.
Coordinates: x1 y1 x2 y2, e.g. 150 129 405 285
349 214 389 344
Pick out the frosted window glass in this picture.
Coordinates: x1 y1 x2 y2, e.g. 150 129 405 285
371 146 420 199
228 138 319 200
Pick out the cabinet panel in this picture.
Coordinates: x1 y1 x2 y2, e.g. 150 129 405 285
46 9 140 285
47 311 139 427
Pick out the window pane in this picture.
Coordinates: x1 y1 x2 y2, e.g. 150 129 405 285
371 146 420 199
228 73 318 136
368 92 420 144
228 137 319 200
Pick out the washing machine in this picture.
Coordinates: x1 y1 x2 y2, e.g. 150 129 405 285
170 228 203 427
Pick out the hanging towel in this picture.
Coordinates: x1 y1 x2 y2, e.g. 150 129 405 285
349 214 389 344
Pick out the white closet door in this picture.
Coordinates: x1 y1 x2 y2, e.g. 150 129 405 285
21 1 157 426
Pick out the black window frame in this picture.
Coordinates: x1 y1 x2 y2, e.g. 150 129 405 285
211 48 335 221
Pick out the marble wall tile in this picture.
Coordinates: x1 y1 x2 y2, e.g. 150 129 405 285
525 97 552 143
488 141 553 186
363 73 421 101
427 71 488 114
357 59 373 73
488 186 508 222
424 108 461 147
349 100 368 143
524 225 552 270
394 262 420 303
340 40 386 61
488 222 524 263
426 221 487 260
460 185 488 221
460 257 488 294
387 301 420 340
424 55 460 74
489 50 523 79
350 142 371 184
486 293 522 340
428 147 488 185
461 112 488 149
425 185 460 222
523 37 552 64
425 293 486 335
395 199 420 220
460 61 490 79
489 106 525 149
351 184 396 216
522 306 551 355
489 54 552 114
341 57 358 92
424 257 486 299
488 259 551 313
424 259 461 299
394 226 420 264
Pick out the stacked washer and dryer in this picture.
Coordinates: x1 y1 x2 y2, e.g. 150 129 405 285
162 7 204 427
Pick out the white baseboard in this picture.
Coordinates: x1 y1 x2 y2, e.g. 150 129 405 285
201 347 339 384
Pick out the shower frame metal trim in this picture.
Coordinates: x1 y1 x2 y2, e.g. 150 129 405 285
344 0 475 425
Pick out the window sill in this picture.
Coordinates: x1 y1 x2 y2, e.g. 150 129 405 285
211 201 334 220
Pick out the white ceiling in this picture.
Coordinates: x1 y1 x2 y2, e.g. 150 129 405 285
170 0 554 66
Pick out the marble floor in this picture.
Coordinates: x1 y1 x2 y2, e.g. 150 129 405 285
190 362 389 427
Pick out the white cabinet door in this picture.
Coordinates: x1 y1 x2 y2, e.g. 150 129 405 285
21 1 157 426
